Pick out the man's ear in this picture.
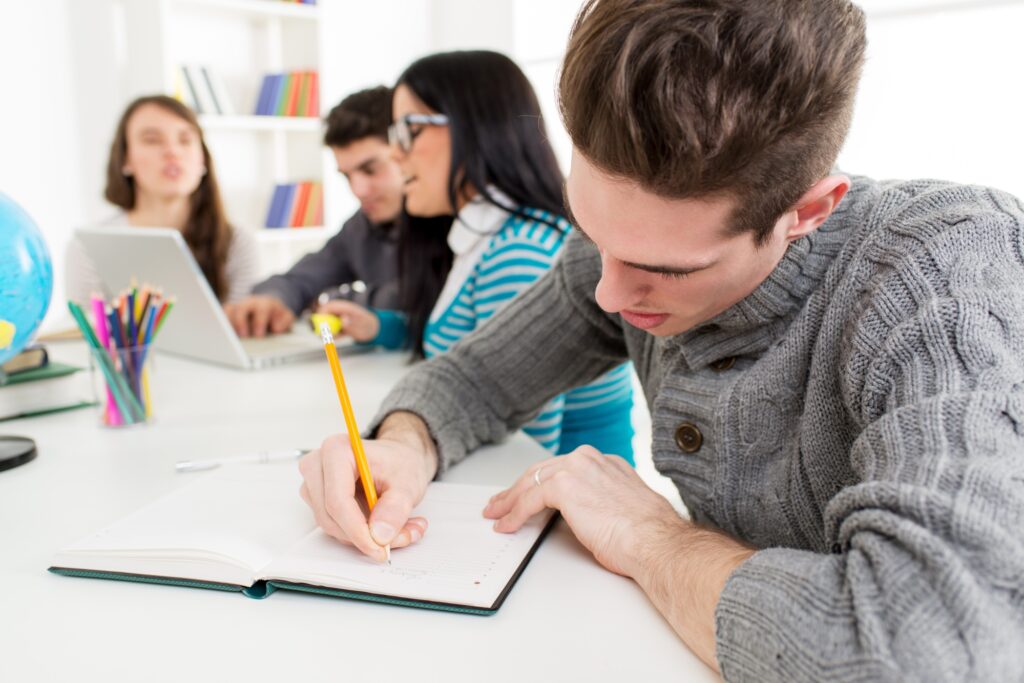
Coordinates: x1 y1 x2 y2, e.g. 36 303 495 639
785 174 851 242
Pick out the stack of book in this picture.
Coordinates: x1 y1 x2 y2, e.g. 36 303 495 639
253 71 319 117
265 181 323 228
0 345 94 421
175 65 235 116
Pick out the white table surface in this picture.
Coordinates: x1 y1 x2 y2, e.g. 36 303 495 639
0 340 717 683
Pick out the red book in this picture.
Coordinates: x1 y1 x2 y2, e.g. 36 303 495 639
307 71 319 117
302 182 322 227
289 182 312 228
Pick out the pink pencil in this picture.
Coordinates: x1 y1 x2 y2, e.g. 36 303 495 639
91 295 123 426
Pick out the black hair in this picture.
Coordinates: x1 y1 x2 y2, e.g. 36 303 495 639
397 213 455 359
323 86 391 148
395 50 565 356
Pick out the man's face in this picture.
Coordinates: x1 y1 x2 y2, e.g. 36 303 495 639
566 150 795 337
331 137 404 224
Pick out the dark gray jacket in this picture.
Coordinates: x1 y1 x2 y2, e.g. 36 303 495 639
253 210 399 313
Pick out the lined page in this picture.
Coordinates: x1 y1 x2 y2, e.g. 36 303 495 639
52 466 314 586
261 483 554 609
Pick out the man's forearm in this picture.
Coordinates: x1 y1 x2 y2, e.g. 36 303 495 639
633 518 756 672
377 411 439 481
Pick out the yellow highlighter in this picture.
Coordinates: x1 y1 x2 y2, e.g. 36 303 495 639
311 312 343 336
319 322 390 564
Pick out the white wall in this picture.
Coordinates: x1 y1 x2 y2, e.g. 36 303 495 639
0 0 89 334
3 0 1022 336
841 0 1024 194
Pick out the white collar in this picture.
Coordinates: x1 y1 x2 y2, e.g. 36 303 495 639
447 188 514 255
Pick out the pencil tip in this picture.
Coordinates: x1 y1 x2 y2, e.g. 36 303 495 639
385 544 392 566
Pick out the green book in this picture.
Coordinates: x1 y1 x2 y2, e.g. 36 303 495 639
0 361 96 421
295 70 310 117
50 467 555 615
275 73 294 116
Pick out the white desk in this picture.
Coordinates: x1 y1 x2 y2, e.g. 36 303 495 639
0 340 717 683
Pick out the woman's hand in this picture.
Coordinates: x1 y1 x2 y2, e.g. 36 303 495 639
316 300 380 342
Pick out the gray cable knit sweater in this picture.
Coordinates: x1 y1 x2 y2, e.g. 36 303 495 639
369 176 1024 681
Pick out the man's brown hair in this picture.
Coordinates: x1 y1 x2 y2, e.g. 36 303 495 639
323 86 392 148
105 95 234 301
559 0 867 244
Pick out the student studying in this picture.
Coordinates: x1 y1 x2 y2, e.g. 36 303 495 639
316 51 636 463
5 1 1023 681
224 86 406 338
48 322 555 615
298 1 1024 680
65 95 259 306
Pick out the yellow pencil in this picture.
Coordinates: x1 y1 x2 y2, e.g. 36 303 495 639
319 322 390 563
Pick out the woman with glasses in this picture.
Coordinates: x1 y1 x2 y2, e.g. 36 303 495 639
319 50 635 464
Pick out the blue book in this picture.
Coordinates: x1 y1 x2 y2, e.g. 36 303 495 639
264 184 289 228
254 74 274 116
276 183 299 228
266 74 285 118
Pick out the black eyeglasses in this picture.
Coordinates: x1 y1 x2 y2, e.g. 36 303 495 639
388 114 449 152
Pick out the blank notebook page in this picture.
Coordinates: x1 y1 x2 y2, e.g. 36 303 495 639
53 466 314 585
262 482 553 608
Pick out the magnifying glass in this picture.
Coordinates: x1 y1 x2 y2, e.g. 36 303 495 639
0 436 37 472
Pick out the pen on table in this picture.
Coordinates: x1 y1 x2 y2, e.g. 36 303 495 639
176 449 309 473
319 322 391 566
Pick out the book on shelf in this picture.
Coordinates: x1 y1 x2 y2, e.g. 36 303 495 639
201 66 234 116
303 181 323 227
0 361 95 421
176 66 200 112
254 71 319 117
308 71 319 116
284 72 302 117
50 465 556 615
289 181 312 227
264 182 322 228
176 65 234 116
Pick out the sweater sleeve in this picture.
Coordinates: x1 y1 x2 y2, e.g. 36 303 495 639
715 205 1024 681
251 212 365 313
366 231 630 473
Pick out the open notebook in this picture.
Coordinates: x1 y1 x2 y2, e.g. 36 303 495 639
50 466 556 615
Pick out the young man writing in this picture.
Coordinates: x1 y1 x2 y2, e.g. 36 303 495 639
298 1 1024 679
225 86 405 338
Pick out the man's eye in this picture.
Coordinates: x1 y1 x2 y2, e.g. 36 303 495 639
658 271 690 281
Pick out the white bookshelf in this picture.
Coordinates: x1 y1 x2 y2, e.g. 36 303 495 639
118 0 336 277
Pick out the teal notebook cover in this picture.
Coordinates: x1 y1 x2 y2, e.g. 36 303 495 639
49 513 556 616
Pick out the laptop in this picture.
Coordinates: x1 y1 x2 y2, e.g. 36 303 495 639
76 226 358 370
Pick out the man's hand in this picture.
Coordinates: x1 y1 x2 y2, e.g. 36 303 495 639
224 295 296 338
315 300 380 342
298 412 439 561
484 446 755 672
483 446 680 576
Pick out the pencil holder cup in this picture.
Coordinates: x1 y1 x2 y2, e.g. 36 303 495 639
88 344 156 427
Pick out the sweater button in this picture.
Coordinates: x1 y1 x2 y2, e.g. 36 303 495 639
710 356 736 371
674 422 703 453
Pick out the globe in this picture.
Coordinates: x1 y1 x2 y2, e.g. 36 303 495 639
0 192 52 367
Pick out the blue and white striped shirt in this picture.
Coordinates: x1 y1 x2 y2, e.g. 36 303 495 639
373 197 634 463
